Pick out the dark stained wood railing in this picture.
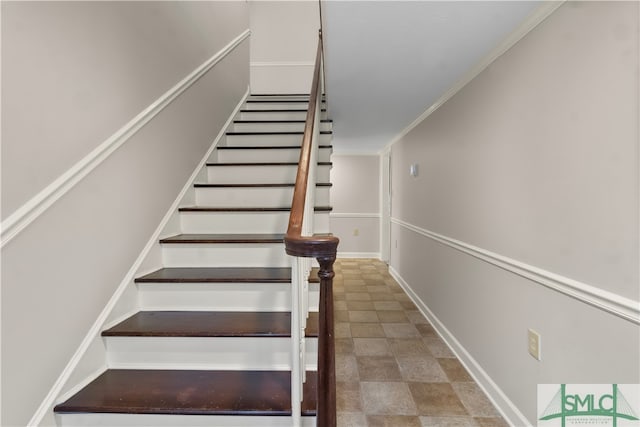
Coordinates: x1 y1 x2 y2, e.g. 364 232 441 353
285 31 338 427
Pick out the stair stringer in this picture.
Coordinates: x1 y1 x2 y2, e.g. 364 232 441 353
32 89 251 427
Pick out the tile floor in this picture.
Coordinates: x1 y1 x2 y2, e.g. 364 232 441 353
332 258 509 427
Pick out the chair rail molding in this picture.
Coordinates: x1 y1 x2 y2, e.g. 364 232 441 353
1 29 251 249
391 217 640 325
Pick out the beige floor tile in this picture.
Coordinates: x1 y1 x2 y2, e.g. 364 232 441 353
353 338 392 356
357 356 403 381
336 354 360 382
346 300 376 310
346 292 373 301
366 285 389 293
374 301 404 311
335 322 352 338
337 382 363 412
399 300 418 310
337 412 367 427
389 338 432 357
361 382 418 415
382 323 421 338
369 292 398 301
335 310 351 322
396 355 449 382
336 338 355 354
474 417 509 427
335 300 348 311
409 383 468 416
367 415 422 427
405 310 428 324
415 323 438 338
424 337 455 358
351 323 386 338
438 359 473 382
377 310 409 323
452 383 500 417
420 416 479 426
349 310 380 323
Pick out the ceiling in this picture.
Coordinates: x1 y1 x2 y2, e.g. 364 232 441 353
321 1 542 154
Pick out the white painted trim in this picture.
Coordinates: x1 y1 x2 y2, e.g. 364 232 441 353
329 212 381 219
338 252 381 259
26 88 251 427
250 61 314 67
391 217 640 325
379 1 565 155
388 266 531 427
1 29 251 249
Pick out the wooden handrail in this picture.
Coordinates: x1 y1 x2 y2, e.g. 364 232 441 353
284 31 338 427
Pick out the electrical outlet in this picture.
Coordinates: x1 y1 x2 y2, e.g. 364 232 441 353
353 228 359 236
528 329 541 361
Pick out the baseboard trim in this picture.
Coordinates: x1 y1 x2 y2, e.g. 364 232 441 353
388 266 531 427
391 218 639 325
338 252 381 259
380 1 565 155
1 29 251 249
27 88 250 427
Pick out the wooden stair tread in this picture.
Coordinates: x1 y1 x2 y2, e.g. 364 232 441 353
102 311 319 338
233 119 332 123
54 369 317 416
178 206 333 212
245 99 324 104
309 267 320 283
226 131 332 135
240 109 327 113
194 183 332 188
216 145 332 150
135 267 292 283
159 234 284 244
206 162 332 166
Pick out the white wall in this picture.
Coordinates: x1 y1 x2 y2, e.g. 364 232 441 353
249 0 320 94
389 1 639 424
0 2 249 425
330 155 380 258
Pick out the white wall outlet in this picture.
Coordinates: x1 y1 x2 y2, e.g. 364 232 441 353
528 328 541 360
353 228 359 236
409 163 419 177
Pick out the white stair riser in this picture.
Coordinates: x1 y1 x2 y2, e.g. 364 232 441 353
224 133 331 146
232 121 331 132
239 111 327 121
207 165 331 184
57 414 317 427
244 101 326 110
179 211 330 234
105 337 318 370
217 148 331 163
194 187 330 207
138 282 320 312
248 95 311 101
162 244 290 268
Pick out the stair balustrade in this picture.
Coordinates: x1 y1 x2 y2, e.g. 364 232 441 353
285 31 338 427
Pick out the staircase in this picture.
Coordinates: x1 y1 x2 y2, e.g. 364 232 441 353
53 94 333 427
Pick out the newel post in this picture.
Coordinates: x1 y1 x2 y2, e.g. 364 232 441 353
316 255 336 427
